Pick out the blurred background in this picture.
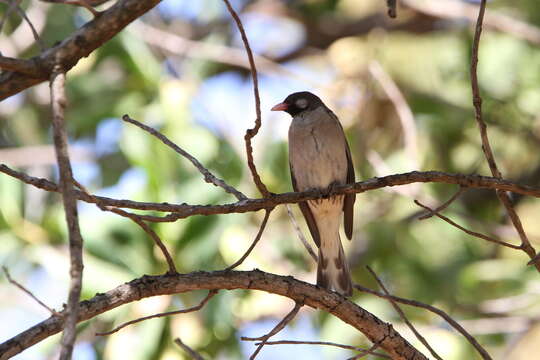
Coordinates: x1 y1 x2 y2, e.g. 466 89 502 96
2 0 540 359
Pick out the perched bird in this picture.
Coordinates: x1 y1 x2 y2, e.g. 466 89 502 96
271 91 356 296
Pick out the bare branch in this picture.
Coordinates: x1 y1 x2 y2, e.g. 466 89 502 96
4 164 540 219
353 283 493 360
0 270 426 360
39 0 102 17
0 0 162 100
0 55 41 76
221 0 270 197
243 301 303 359
366 266 440 360
174 338 205 360
418 186 465 220
96 290 217 336
50 67 84 360
286 205 317 262
414 200 521 249
71 179 177 274
2 266 59 316
260 340 390 359
469 0 538 268
0 0 44 51
225 209 273 271
110 208 178 274
122 114 246 201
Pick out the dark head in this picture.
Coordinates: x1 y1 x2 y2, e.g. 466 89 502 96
271 91 325 117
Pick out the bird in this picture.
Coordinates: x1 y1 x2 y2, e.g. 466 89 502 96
271 91 356 297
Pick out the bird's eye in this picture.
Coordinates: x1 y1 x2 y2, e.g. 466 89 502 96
295 98 308 109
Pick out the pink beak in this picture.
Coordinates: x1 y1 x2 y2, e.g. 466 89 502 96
271 102 288 111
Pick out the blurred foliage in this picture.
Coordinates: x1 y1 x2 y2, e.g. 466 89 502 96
2 0 540 359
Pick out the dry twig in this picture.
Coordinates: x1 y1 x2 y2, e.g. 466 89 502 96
96 290 217 336
225 209 273 271
354 283 493 360
286 205 318 262
221 0 270 197
72 180 177 274
122 115 247 201
260 340 390 359
50 67 84 360
414 200 520 250
469 0 538 268
174 337 205 360
418 186 465 220
366 266 440 360
2 266 59 316
242 301 303 359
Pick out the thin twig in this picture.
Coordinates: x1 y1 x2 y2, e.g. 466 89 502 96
469 0 539 268
260 340 390 359
50 67 84 360
72 179 177 274
40 0 102 17
0 0 21 36
0 0 45 51
221 0 270 197
366 266 441 360
2 267 59 316
347 343 384 360
418 186 465 220
286 205 317 262
353 283 493 360
174 337 205 360
414 200 521 249
225 209 273 271
96 290 218 336
112 208 178 274
122 114 246 201
242 301 303 359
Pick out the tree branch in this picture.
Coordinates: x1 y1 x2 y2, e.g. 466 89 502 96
50 67 84 360
3 164 540 218
122 114 247 201
0 270 427 360
469 0 538 269
0 0 161 100
221 0 270 197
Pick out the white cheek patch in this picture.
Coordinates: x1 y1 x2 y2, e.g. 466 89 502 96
296 98 308 109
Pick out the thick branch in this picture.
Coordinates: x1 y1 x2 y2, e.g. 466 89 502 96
0 270 427 360
0 0 161 100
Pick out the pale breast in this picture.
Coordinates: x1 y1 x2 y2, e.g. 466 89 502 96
289 107 348 191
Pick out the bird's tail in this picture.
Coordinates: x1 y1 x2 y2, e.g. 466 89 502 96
317 234 352 297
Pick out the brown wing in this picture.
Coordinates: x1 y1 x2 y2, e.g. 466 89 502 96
343 140 355 240
290 163 321 248
325 108 356 240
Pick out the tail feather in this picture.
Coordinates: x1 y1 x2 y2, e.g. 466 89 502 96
317 240 352 297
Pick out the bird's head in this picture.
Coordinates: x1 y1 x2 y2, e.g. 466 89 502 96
271 91 324 117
